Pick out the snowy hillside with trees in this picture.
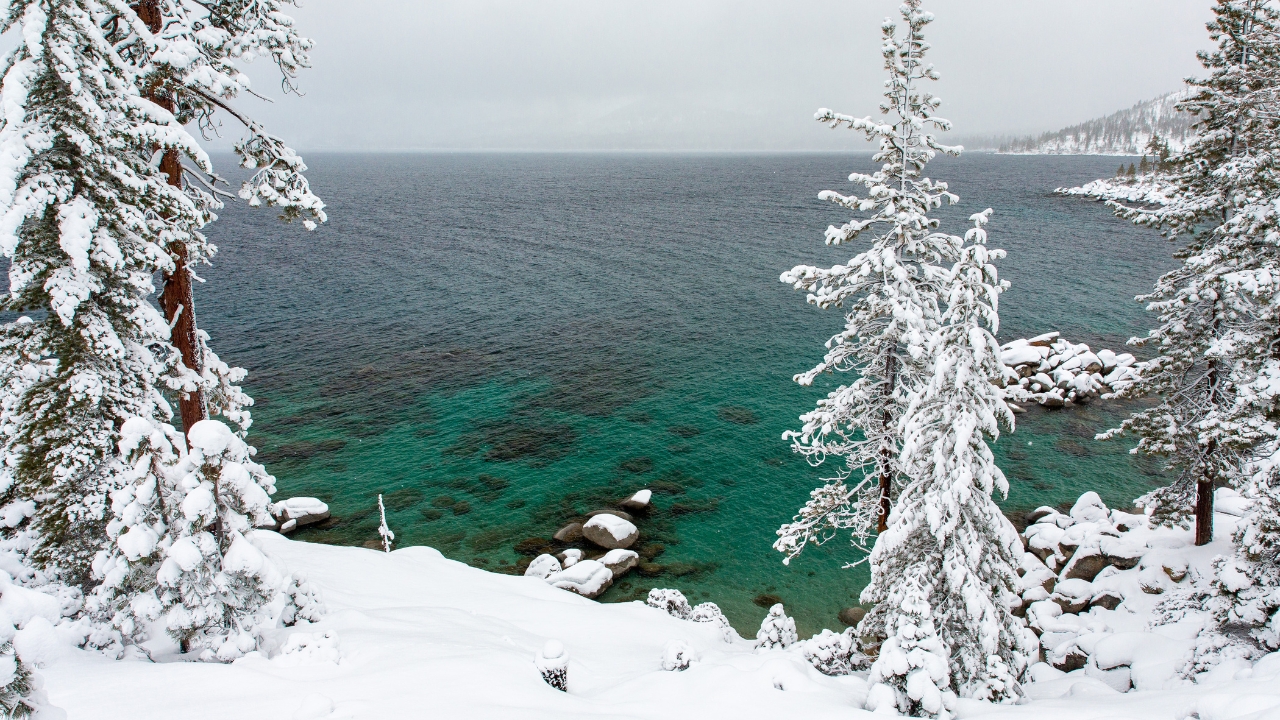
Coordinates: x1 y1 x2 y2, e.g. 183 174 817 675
998 92 1196 155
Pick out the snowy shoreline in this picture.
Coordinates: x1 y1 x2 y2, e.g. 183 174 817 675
11 493 1276 719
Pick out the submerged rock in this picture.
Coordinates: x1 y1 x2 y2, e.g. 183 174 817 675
552 522 583 543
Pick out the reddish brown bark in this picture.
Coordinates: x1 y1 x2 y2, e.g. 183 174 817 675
136 1 208 440
876 354 898 534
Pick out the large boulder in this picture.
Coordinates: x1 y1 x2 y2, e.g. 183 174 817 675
1051 578 1093 614
271 497 330 533
838 607 866 627
1062 547 1109 582
545 559 613 599
600 549 639 578
619 489 652 513
552 522 583 543
582 514 638 550
524 554 562 579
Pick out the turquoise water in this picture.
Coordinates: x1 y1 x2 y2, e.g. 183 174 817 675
199 153 1174 637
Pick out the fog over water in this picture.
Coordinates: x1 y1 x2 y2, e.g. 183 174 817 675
212 0 1214 151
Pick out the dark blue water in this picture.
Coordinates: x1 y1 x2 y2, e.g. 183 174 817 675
198 153 1174 636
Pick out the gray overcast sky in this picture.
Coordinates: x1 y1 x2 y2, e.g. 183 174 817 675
227 1 1213 151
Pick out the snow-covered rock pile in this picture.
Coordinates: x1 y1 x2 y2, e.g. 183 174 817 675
999 332 1145 408
522 489 651 599
1016 489 1256 694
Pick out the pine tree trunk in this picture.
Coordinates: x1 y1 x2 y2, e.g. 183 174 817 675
877 353 897 534
136 0 208 442
1195 437 1217 547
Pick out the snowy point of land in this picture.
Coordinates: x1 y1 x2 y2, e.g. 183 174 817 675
13 502 1279 719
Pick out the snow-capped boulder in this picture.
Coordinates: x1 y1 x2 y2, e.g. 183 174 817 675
582 514 638 550
599 549 638 577
619 489 652 512
545 560 613 599
270 497 330 534
1070 492 1110 523
556 549 583 568
524 554 561 579
1052 578 1094 614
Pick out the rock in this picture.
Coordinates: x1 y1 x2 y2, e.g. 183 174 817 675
619 489 652 512
556 548 584 568
1025 507 1056 525
271 497 330 533
552 522 583 543
585 508 634 523
1077 352 1104 374
525 554 562 579
1028 332 1060 347
1100 536 1143 570
1052 645 1089 673
1097 349 1118 372
582 514 639 550
1051 578 1093 614
1139 566 1169 594
838 607 866 627
1085 658 1132 692
1001 344 1044 367
1162 559 1188 583
599 549 638 577
545 560 613 599
1091 590 1123 611
1062 548 1110 582
1039 391 1065 408
1008 402 1027 414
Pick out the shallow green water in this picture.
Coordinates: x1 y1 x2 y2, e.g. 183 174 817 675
200 153 1174 636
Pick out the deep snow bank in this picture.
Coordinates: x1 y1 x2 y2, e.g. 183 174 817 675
28 526 1280 719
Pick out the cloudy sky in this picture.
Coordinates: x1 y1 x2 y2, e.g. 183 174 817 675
229 0 1214 151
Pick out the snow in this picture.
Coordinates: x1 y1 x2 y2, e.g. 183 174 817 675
628 489 652 505
0 523 1272 718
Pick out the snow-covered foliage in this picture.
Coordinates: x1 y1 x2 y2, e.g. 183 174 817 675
1212 451 1280 651
535 640 568 691
754 603 797 651
864 566 956 718
87 417 321 661
860 211 1032 708
796 627 866 676
660 639 696 671
1000 92 1196 155
776 0 963 562
1105 1 1280 545
0 0 212 588
376 495 393 553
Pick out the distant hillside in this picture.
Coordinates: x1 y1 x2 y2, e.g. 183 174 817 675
998 92 1196 156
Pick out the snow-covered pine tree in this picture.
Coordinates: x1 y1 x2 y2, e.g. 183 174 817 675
775 0 961 564
1212 441 1280 651
0 0 212 589
863 565 954 718
1089 0 1280 546
104 0 326 435
861 211 1031 707
89 416 320 660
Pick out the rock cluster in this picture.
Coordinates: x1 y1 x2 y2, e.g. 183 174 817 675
998 332 1145 408
523 489 652 599
1014 489 1253 691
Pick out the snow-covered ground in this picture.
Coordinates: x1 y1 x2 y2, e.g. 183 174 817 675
19 514 1280 720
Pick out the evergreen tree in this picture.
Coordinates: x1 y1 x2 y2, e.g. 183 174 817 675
1096 0 1280 545
861 211 1032 708
103 0 326 435
1127 162 1137 176
87 416 321 660
775 0 961 563
0 0 210 588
